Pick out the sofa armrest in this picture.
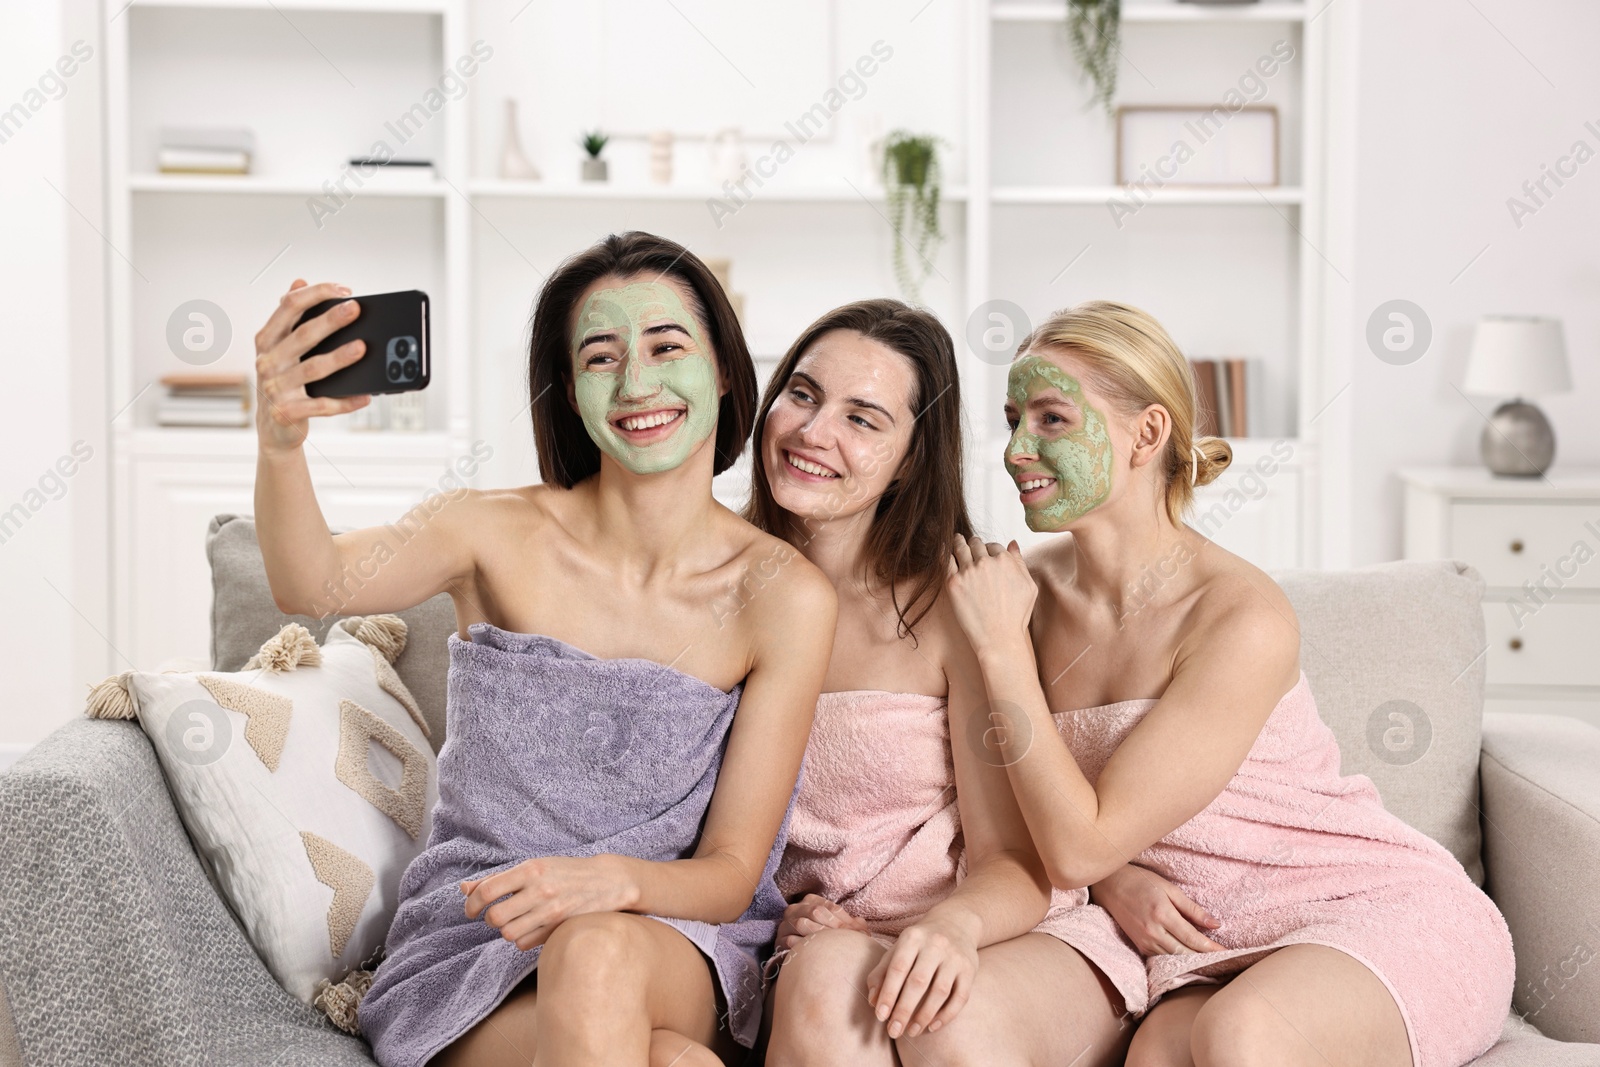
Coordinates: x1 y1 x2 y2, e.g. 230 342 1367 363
0 973 20 1067
1480 712 1600 1045
0 718 376 1066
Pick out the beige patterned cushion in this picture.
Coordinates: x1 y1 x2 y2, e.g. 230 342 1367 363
97 618 437 1003
207 514 456 751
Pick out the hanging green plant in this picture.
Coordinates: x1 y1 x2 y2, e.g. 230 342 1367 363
881 131 943 304
1066 0 1121 115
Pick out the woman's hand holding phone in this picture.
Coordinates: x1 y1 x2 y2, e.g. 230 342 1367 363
253 279 372 455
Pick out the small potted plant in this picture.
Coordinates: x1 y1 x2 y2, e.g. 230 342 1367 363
881 130 943 303
580 130 609 182
1066 0 1121 115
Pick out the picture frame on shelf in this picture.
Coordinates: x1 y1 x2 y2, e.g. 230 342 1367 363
1115 105 1279 187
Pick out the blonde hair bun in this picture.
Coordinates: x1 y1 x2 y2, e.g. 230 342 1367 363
1191 436 1233 488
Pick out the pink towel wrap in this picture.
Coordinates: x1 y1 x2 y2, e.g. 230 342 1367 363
1053 670 1514 1067
773 690 1149 1014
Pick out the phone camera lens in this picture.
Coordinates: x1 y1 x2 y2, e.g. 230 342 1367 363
385 335 420 383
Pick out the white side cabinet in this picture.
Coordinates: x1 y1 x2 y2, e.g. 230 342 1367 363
1400 466 1600 730
118 429 466 672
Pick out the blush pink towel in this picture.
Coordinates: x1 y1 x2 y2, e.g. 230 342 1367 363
1054 671 1515 1067
773 690 1149 1014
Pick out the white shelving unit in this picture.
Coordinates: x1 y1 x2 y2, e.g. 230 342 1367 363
105 0 472 665
467 179 970 203
965 0 1331 564
993 2 1309 22
101 0 1339 666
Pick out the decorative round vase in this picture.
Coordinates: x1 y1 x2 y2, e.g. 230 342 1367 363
498 99 540 181
1481 399 1555 477
581 157 608 182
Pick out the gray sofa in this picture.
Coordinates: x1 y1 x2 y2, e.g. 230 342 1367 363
0 515 1597 1065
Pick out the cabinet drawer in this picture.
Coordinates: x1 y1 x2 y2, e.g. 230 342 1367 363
1482 599 1600 687
1450 503 1600 589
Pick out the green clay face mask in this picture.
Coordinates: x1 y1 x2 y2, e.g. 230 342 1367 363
569 280 720 476
1005 355 1114 531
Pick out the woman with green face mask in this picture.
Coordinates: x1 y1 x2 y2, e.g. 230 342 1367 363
943 301 1513 1067
742 300 1142 1067
250 231 836 1067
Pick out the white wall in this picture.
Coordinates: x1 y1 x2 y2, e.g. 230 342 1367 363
1344 0 1600 565
0 0 106 764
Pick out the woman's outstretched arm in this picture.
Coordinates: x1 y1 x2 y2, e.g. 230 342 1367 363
252 279 475 618
946 537 1298 890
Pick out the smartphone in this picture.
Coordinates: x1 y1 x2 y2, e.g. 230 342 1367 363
295 289 430 398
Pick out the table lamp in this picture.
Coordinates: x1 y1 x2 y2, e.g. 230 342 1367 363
1461 315 1571 477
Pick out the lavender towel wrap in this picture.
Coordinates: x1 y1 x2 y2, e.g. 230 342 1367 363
359 622 795 1066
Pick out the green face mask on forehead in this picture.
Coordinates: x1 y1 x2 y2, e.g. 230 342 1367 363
569 280 721 476
1005 355 1114 531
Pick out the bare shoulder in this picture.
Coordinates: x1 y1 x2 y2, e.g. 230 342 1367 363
728 520 836 632
918 583 979 677
465 482 574 539
709 512 835 649
1185 544 1299 678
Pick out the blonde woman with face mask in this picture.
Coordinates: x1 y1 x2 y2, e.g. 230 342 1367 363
947 301 1514 1067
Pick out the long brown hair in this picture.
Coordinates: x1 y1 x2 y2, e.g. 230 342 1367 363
527 231 758 488
744 299 972 640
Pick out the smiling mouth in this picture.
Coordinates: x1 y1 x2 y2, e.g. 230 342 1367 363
784 449 841 480
612 408 685 436
1017 475 1057 502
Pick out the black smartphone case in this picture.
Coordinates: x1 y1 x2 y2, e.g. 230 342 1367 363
296 289 430 398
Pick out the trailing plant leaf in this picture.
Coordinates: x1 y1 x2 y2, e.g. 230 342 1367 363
881 131 943 304
1066 0 1121 115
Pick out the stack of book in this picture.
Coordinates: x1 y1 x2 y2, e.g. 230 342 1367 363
158 127 254 175
157 372 251 427
1189 358 1256 438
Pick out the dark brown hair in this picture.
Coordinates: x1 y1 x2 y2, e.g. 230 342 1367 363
527 231 758 487
743 299 973 640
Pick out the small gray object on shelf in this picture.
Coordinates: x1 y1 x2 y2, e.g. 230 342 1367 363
1481 401 1556 478
1462 315 1571 479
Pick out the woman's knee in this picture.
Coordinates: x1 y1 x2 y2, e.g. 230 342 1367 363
1189 986 1282 1067
538 911 649 1003
895 1019 990 1067
770 928 881 1033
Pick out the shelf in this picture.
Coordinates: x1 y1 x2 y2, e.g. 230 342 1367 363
993 2 1308 22
125 0 447 12
128 174 450 198
467 179 970 203
128 425 457 460
992 185 1303 205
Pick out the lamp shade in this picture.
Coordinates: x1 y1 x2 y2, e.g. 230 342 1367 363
1462 316 1572 397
